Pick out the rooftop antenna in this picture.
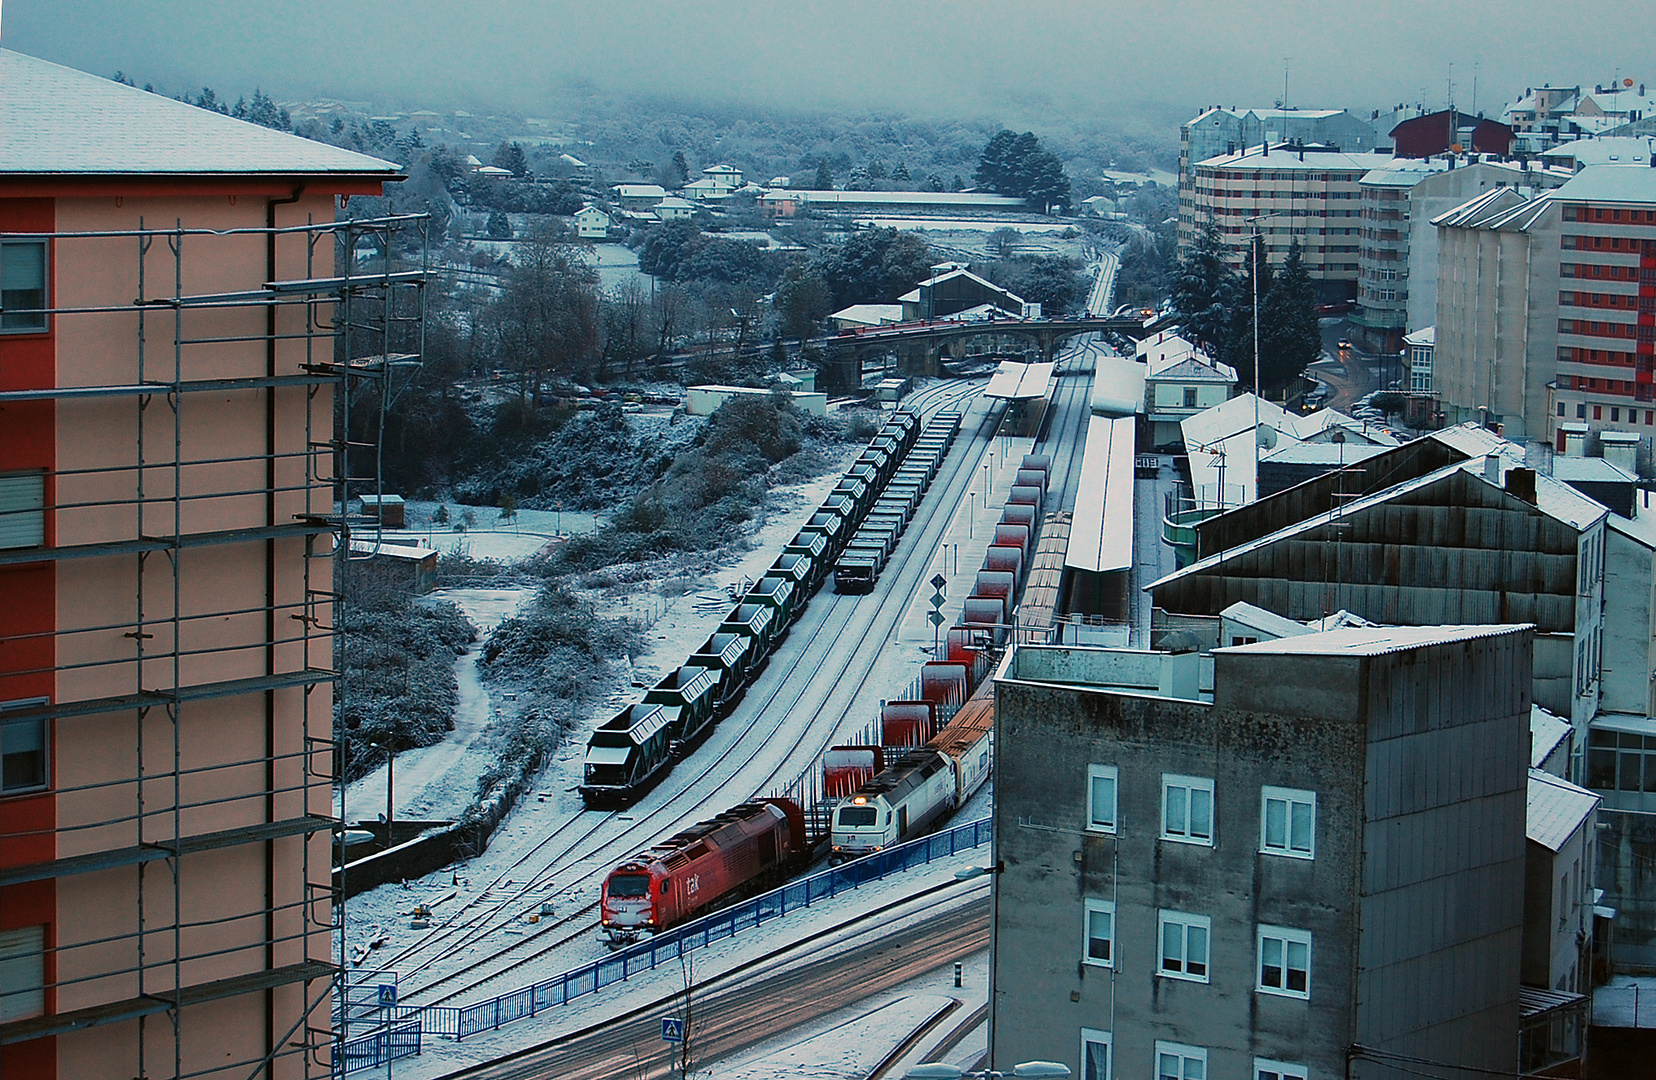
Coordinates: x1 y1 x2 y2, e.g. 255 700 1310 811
1447 61 1455 112
1472 61 1480 116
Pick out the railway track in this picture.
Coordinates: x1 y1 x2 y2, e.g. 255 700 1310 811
361 379 1005 1007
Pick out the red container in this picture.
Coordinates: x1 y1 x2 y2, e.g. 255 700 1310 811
881 700 937 747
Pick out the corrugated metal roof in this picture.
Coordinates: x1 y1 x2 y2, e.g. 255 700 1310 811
1220 601 1312 639
1216 623 1529 656
1553 164 1656 203
1147 456 1607 593
1066 415 1136 573
0 49 399 178
1527 768 1598 852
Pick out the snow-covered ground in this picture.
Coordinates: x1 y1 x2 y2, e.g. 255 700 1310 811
380 846 994 1080
338 588 534 823
340 380 1032 1074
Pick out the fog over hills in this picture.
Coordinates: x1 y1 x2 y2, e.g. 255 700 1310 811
6 0 1652 127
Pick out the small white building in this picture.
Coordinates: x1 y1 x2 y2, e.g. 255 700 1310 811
701 164 744 190
613 183 667 210
1136 332 1238 447
685 384 827 418
1524 769 1599 993
653 196 694 222
573 205 612 239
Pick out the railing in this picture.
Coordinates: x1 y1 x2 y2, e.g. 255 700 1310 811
333 1019 422 1074
333 816 991 1071
1592 984 1656 1028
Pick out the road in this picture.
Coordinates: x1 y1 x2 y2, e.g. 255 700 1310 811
441 895 991 1079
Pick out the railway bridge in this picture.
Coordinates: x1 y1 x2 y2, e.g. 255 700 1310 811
818 315 1156 385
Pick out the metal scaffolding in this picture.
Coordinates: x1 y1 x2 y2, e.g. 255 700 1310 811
0 212 427 1078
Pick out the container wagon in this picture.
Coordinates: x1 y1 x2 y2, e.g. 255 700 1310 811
579 703 674 807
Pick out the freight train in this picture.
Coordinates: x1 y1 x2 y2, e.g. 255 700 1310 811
599 798 809 944
829 685 995 863
579 410 963 807
832 413 959 593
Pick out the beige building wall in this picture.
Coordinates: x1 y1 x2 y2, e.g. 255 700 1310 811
39 192 339 1079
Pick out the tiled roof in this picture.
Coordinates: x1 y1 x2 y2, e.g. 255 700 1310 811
0 49 399 178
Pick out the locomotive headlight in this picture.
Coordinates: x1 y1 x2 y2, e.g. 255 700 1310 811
853 796 867 805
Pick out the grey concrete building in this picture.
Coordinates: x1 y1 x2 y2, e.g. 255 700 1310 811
989 625 1532 1080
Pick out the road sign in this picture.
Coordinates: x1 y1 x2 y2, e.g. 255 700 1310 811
928 611 946 627
662 1017 685 1043
931 574 947 592
376 983 397 1008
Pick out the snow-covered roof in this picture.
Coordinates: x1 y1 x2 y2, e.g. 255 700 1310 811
614 184 666 198
655 196 694 210
1527 769 1598 852
1553 164 1656 204
1549 456 1638 484
1360 157 1452 187
560 153 588 168
1149 453 1609 593
1220 601 1312 640
1531 706 1572 770
0 49 400 179
762 189 1027 209
1541 137 1656 169
1217 623 1529 656
984 361 1055 401
1194 146 1395 172
1403 326 1435 348
829 303 903 327
1091 357 1147 417
1067 415 1137 574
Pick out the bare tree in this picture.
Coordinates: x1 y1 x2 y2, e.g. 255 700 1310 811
493 222 601 406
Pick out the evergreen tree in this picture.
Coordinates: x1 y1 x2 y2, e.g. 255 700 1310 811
1170 221 1240 360
892 161 911 184
813 160 835 191
487 211 512 240
1258 240 1321 393
867 158 887 181
492 142 530 179
671 150 690 187
974 129 1019 192
924 173 945 193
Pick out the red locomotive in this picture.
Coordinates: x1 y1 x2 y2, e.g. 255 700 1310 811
599 798 809 945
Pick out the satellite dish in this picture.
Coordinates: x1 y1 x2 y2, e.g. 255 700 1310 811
1257 425 1278 450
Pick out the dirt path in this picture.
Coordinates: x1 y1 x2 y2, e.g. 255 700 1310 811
337 587 534 824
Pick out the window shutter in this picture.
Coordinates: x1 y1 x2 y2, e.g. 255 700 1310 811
0 473 45 550
0 924 45 1022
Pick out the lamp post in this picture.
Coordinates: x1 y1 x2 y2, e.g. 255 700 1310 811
955 863 1007 1069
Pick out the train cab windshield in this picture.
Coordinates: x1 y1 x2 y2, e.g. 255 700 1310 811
608 874 650 898
838 806 877 826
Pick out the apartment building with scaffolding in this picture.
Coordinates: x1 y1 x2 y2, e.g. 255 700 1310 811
0 50 419 1079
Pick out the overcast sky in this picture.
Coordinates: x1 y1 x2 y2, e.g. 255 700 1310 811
4 0 1653 121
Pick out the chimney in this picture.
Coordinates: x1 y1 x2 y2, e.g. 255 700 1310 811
1504 466 1537 504
1602 430 1640 472
1483 455 1502 484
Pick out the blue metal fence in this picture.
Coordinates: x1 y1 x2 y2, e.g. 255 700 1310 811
333 1018 422 1074
333 815 991 1071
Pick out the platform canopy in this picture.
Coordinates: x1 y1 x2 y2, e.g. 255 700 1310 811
1066 414 1137 574
984 360 1055 401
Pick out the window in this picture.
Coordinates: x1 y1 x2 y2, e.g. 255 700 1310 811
0 925 45 1022
1254 1059 1308 1080
1087 764 1118 833
1 699 48 795
1183 386 1199 408
1260 787 1315 858
1257 925 1312 998
1082 1028 1112 1080
1084 899 1115 967
0 241 47 332
0 472 46 551
1158 910 1211 982
1156 1041 1207 1080
1162 774 1214 844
